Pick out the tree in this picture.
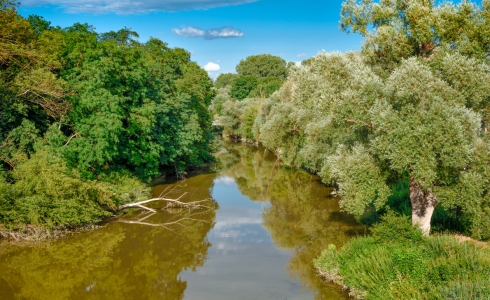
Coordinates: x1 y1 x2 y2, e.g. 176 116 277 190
249 77 284 98
230 75 257 100
331 0 490 236
214 72 239 89
1 4 218 232
236 54 288 79
340 0 490 66
258 51 490 238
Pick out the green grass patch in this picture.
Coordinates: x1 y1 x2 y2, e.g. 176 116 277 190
314 212 490 299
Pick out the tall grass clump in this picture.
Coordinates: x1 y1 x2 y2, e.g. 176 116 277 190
314 212 490 299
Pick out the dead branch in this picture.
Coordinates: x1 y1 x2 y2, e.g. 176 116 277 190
118 193 215 212
117 207 214 233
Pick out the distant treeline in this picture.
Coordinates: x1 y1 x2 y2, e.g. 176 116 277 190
0 0 215 234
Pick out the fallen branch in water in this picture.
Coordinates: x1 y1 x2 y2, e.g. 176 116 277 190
116 179 218 231
117 193 214 212
117 208 213 232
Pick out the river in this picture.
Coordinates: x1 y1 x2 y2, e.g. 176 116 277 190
0 142 364 300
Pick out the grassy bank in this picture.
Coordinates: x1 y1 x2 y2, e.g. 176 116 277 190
314 212 490 300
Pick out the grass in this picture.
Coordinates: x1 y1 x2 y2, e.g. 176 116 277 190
314 212 490 299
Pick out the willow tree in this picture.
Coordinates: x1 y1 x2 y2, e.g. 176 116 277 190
258 50 490 238
320 0 490 236
341 0 490 69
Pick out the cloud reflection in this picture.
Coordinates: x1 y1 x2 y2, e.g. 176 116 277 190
214 176 236 187
210 207 267 255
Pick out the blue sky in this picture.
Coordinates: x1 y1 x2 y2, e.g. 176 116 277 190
18 0 363 79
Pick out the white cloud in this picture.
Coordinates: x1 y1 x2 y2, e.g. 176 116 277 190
172 25 244 40
216 59 221 63
20 0 260 14
296 53 306 58
294 61 302 67
203 62 220 72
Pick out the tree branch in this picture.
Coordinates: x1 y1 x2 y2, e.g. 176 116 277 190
342 118 376 130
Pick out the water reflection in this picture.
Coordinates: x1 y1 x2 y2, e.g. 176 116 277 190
212 143 365 299
0 177 216 300
0 143 363 300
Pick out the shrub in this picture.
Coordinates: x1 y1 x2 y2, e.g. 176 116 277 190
370 211 425 244
315 215 490 299
0 149 149 231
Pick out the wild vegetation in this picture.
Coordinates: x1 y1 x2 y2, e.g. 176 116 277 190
314 212 490 299
207 0 490 297
0 0 215 236
211 0 490 241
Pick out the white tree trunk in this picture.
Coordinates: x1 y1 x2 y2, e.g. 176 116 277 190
409 176 438 235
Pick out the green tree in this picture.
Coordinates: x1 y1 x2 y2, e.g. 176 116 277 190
209 87 231 117
214 72 239 89
236 54 288 79
0 4 217 232
340 0 490 67
249 77 284 98
230 75 257 100
258 51 490 238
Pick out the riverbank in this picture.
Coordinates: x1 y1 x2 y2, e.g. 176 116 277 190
314 212 490 300
0 142 359 300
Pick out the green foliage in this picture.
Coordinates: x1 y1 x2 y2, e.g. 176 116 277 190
241 103 258 140
230 75 257 100
209 87 231 117
243 49 490 239
0 149 149 230
236 54 289 79
0 5 214 233
27 14 51 33
214 72 239 89
370 211 425 244
315 215 490 299
249 76 284 98
219 98 257 137
340 0 490 68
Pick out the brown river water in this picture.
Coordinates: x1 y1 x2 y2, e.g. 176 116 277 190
0 143 364 300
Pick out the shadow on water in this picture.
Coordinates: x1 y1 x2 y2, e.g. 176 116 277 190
0 142 364 300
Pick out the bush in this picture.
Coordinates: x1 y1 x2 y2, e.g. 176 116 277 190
370 211 425 244
0 149 149 231
314 214 490 299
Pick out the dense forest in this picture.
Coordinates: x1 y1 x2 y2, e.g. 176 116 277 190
0 0 215 234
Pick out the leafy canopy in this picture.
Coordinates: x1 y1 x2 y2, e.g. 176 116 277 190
341 0 490 66
236 54 289 79
214 72 239 89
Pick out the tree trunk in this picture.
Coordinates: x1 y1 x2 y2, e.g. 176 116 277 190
409 175 438 235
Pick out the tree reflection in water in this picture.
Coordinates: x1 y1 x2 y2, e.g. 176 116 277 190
0 144 362 300
0 175 217 300
216 143 365 299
